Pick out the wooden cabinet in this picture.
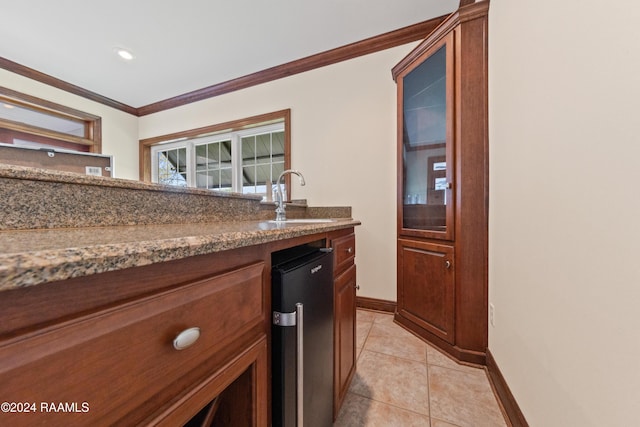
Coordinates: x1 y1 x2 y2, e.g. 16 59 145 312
158 337 268 427
329 230 357 419
393 2 489 365
0 227 358 426
0 248 269 427
398 239 454 344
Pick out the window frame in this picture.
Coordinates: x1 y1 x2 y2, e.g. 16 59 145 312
140 109 291 198
0 86 102 153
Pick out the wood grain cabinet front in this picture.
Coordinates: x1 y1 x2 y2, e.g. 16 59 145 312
333 233 356 275
330 230 357 419
392 2 489 365
333 263 356 418
0 262 265 426
397 239 455 344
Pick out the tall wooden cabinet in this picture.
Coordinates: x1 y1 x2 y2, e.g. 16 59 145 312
393 2 489 365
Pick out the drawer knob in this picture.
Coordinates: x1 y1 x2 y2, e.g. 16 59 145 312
173 327 201 350
346 247 353 254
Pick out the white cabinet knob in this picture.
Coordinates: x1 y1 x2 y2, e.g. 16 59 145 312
173 327 201 350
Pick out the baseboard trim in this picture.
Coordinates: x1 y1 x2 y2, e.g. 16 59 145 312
394 313 486 365
486 349 529 427
356 296 396 313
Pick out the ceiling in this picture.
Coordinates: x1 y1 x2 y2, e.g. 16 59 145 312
0 0 458 109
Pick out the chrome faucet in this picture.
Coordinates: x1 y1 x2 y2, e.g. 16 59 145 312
275 169 305 221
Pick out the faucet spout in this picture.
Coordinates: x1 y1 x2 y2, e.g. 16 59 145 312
275 169 305 221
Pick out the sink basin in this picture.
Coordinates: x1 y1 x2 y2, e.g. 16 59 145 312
267 219 337 224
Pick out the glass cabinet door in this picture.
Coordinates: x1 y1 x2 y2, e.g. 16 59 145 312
398 34 454 240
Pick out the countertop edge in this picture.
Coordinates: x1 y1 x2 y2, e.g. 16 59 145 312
0 220 360 292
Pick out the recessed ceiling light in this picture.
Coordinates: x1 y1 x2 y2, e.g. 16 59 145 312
115 48 134 61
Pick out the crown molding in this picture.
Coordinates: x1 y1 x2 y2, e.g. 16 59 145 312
137 14 449 116
1 13 449 117
392 1 489 80
0 57 138 115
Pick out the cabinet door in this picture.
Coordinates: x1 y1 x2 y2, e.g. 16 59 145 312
333 263 356 419
397 32 455 241
397 239 454 344
0 263 265 426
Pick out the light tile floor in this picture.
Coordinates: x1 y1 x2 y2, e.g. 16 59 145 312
334 309 508 427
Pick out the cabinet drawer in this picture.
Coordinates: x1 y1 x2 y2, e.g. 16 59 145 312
332 233 355 274
0 262 265 426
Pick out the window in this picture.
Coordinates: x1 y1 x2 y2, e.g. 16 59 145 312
156 145 188 186
141 110 290 201
0 86 101 153
150 124 285 198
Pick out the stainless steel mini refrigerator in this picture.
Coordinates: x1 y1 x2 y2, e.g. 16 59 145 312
272 247 334 427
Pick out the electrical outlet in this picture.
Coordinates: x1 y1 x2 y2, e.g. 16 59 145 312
489 303 495 327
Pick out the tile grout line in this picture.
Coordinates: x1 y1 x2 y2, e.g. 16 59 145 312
359 344 431 367
357 329 431 420
354 314 432 421
355 310 503 426
425 343 433 426
359 310 435 422
346 390 431 420
361 321 484 373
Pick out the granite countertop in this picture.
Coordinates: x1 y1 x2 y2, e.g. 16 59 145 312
0 218 360 292
0 164 358 292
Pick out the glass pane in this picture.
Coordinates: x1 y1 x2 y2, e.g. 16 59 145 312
211 170 220 189
255 133 270 165
207 142 220 168
272 131 285 158
272 162 284 183
157 152 168 184
195 144 207 171
0 100 86 137
241 136 255 165
157 149 187 187
220 140 231 162
242 165 256 194
220 169 232 190
176 147 187 174
255 164 270 186
243 165 255 186
196 171 209 188
402 45 447 232
403 46 446 146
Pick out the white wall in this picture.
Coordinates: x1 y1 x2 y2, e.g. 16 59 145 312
0 69 139 180
140 45 417 302
2 42 416 301
489 1 640 425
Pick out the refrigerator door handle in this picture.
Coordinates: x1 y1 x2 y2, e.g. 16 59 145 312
296 302 304 427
